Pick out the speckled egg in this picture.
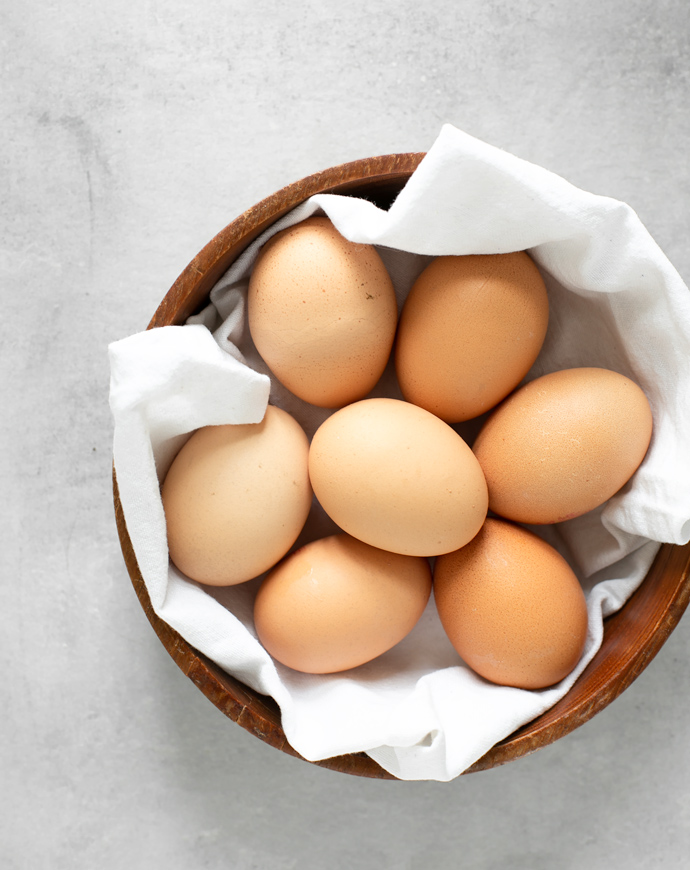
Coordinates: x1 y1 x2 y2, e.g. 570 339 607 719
472 367 654 524
395 252 549 422
248 216 398 408
254 533 432 674
434 518 589 689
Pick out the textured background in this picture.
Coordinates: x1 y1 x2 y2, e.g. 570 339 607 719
3 1 690 867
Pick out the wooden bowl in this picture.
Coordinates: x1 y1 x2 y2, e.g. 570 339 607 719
113 153 690 778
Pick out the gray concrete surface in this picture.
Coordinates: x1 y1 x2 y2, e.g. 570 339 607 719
3 0 690 867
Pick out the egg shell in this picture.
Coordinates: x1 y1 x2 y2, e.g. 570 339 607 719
472 367 654 525
161 405 312 586
395 252 549 422
254 533 432 674
434 518 589 689
308 398 488 557
247 216 398 408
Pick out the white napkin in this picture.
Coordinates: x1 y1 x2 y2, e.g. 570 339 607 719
109 124 690 781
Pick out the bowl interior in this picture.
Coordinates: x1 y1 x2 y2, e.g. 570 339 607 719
114 153 690 778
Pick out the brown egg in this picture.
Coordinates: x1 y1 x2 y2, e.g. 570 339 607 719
254 533 432 674
472 367 654 525
395 252 549 422
434 518 588 689
162 405 312 586
308 398 488 557
247 216 398 408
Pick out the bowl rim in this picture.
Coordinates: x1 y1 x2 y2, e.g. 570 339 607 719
113 152 690 779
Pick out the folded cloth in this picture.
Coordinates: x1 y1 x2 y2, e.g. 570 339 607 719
109 124 690 781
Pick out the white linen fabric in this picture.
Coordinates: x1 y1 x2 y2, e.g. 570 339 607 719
109 125 690 781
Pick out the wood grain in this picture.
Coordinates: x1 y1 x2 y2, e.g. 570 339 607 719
113 153 690 779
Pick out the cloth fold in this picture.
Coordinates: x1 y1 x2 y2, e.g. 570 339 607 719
109 124 690 781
